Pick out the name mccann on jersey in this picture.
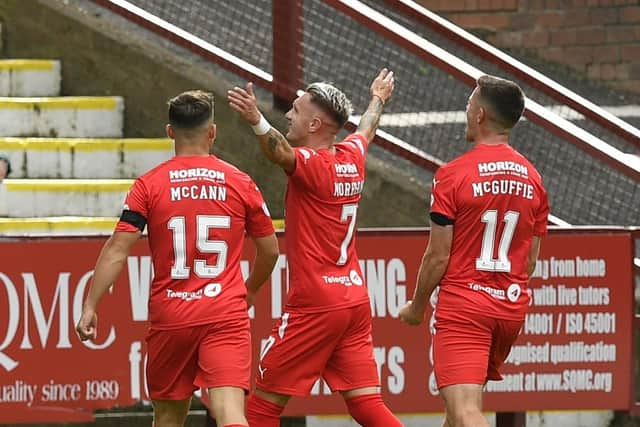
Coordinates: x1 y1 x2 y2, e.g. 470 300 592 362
171 184 227 201
478 161 528 177
334 180 364 197
169 168 226 182
472 179 534 200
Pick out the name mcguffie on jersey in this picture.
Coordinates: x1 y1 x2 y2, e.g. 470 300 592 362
471 179 534 200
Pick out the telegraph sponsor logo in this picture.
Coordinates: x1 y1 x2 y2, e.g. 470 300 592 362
166 283 221 301
322 270 363 287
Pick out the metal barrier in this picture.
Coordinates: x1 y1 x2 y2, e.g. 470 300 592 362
92 0 639 227
380 0 640 150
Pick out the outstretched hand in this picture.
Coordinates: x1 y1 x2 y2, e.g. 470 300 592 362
371 68 395 105
228 82 262 125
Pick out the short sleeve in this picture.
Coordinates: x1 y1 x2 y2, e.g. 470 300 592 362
115 178 149 232
430 165 458 221
289 147 330 191
244 180 275 238
341 133 367 160
534 184 550 236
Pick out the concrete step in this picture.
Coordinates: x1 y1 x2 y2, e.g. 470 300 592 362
0 96 124 137
0 59 61 96
0 137 173 178
0 217 285 236
0 178 132 217
0 216 119 235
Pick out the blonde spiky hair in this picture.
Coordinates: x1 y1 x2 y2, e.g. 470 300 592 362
306 82 353 127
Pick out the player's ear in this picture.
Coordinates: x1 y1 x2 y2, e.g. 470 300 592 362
166 124 175 140
309 117 322 133
477 107 486 124
209 123 217 141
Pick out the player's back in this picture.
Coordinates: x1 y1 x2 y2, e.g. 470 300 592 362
432 143 548 320
284 134 371 313
131 155 272 328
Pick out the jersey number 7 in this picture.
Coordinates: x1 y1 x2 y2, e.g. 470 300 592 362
337 203 358 266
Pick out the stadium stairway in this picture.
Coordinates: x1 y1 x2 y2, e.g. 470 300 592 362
0 55 278 426
0 57 173 235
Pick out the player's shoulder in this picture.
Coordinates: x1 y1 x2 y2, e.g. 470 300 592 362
438 151 471 177
136 157 177 183
509 147 544 181
337 133 366 156
295 146 320 162
211 157 255 184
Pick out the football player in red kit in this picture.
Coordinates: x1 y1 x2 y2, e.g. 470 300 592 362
400 75 549 427
228 69 402 427
76 90 279 427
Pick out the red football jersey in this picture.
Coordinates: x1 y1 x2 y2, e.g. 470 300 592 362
284 133 370 313
430 143 549 320
115 155 274 329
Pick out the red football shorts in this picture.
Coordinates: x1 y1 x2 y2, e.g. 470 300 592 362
255 303 380 396
145 317 251 400
432 308 523 389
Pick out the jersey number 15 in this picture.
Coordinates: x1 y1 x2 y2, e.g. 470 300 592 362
168 215 229 279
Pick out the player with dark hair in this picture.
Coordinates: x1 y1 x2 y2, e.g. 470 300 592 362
228 69 403 427
400 75 549 427
76 90 279 427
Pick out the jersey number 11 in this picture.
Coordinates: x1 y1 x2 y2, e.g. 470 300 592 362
475 210 519 273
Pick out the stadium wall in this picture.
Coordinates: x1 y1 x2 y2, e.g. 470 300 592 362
418 0 640 94
0 0 429 228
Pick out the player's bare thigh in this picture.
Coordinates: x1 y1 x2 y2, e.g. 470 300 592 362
208 386 248 425
439 384 488 427
152 397 191 427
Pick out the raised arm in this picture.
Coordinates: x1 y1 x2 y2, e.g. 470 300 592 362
355 68 395 144
228 83 296 174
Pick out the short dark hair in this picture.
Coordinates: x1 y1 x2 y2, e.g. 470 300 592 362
0 154 11 177
167 90 214 129
306 82 353 128
477 75 525 129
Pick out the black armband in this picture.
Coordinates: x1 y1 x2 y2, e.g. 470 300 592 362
120 210 147 231
430 212 454 226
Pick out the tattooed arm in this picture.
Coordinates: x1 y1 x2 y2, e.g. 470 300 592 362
256 127 296 174
228 82 296 174
356 68 395 144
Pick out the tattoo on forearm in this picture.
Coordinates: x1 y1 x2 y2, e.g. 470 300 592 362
267 135 279 153
265 129 288 154
357 98 384 136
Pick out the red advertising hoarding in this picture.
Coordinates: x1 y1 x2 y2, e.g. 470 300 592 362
0 228 634 423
